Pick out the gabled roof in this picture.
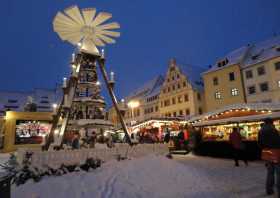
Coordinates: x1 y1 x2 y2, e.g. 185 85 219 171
242 35 280 68
126 75 164 100
176 63 206 91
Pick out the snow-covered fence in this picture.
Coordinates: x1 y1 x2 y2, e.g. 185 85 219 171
17 144 169 169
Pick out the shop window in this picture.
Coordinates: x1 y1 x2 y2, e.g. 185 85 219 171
215 92 221 99
231 88 239 96
172 97 176 105
184 94 189 102
178 96 182 103
259 82 269 92
185 109 190 115
257 66 266 76
245 70 253 79
248 86 256 95
229 72 235 81
275 62 280 71
213 77 218 85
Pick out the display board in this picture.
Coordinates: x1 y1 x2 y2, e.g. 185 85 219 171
15 120 51 144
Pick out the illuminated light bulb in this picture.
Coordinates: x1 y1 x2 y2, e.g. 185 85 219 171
110 71 115 82
71 53 75 62
63 77 67 88
101 49 105 58
268 110 272 113
52 103 57 109
96 81 101 86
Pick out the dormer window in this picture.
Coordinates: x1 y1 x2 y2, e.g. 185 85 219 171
217 58 229 67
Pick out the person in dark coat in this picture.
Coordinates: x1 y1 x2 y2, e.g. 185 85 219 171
258 118 280 196
229 127 248 167
72 132 80 149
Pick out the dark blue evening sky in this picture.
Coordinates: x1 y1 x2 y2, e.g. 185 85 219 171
0 0 279 105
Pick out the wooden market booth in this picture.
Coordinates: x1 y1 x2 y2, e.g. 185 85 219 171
188 103 280 159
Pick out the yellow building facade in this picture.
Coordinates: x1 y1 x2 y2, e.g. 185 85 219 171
159 59 205 117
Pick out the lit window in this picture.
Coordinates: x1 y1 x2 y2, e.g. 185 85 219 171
178 96 182 103
245 70 253 79
215 92 221 99
231 88 239 96
278 80 280 88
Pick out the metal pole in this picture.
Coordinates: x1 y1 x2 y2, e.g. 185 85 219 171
97 57 132 145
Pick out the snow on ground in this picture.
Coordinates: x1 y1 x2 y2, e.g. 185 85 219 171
0 153 10 172
12 154 271 198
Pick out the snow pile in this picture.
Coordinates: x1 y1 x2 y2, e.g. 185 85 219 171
13 155 218 198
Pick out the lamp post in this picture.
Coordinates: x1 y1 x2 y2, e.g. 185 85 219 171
127 101 140 125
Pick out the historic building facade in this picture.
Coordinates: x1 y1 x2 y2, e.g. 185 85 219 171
159 59 205 117
203 36 280 112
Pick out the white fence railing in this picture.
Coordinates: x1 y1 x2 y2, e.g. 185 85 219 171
17 144 169 169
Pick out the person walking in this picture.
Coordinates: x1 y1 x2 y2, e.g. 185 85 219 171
71 132 80 149
258 118 280 196
229 127 248 167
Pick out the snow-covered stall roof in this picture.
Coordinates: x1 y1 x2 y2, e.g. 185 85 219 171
189 102 280 123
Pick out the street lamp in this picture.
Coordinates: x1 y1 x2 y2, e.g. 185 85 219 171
127 100 140 125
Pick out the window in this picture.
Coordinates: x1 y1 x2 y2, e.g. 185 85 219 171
259 82 269 92
278 80 280 88
177 74 180 79
245 70 253 79
198 107 203 115
179 110 183 116
40 100 49 104
213 77 218 85
155 106 158 112
229 72 235 81
185 109 190 115
177 83 181 89
8 99 17 103
167 78 170 82
173 112 177 117
161 101 163 107
172 76 175 80
184 94 189 102
231 88 239 96
257 66 266 76
178 96 182 103
248 86 256 95
167 87 170 92
4 105 18 109
275 62 280 71
172 85 175 90
163 89 166 93
164 99 170 106
172 97 176 105
41 96 48 99
197 93 201 101
215 92 221 99
183 82 186 87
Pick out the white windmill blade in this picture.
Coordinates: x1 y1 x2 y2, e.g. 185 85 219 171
53 12 81 29
57 31 82 43
82 8 96 26
97 34 116 44
96 30 120 37
80 38 99 55
96 22 120 30
91 36 106 46
64 5 85 25
91 12 112 27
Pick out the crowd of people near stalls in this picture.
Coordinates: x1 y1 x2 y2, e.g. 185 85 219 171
62 129 114 150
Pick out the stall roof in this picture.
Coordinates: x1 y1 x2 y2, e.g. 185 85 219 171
192 111 280 127
189 103 280 123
